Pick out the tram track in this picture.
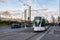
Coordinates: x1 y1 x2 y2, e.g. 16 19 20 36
26 26 52 40
0 26 52 40
0 32 18 39
25 32 40 40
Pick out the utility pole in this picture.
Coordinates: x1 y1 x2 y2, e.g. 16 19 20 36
24 9 27 28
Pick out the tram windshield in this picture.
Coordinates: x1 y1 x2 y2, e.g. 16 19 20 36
34 17 46 27
34 17 42 27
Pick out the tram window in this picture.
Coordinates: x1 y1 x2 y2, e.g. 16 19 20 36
41 19 46 27
35 22 40 26
34 18 41 27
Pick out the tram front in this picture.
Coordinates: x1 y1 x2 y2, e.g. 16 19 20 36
33 17 48 31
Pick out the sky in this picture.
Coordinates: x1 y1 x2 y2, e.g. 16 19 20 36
0 0 59 11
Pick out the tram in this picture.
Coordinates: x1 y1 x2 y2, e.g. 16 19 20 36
33 16 48 31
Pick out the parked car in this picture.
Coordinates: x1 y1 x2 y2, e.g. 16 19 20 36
11 23 21 29
21 24 25 27
26 24 33 27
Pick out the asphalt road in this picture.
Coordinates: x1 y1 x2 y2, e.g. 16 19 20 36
0 27 45 40
0 26 60 40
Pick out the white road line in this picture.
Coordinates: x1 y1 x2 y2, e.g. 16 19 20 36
37 27 52 40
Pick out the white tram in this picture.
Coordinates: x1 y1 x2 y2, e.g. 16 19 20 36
33 16 48 31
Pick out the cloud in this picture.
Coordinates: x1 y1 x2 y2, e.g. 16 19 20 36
0 0 59 11
0 0 9 3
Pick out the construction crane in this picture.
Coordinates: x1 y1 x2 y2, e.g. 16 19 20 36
19 0 32 28
19 0 32 21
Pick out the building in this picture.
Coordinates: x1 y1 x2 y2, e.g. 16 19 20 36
0 9 59 23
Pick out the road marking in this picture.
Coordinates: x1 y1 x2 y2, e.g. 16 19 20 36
37 27 52 40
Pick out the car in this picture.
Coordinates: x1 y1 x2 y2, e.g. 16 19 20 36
11 23 21 29
21 24 25 27
26 24 33 27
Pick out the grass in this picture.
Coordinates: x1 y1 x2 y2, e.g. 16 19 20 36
0 21 33 28
0 23 10 27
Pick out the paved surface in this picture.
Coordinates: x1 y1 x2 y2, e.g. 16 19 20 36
0 27 41 40
40 26 60 40
0 26 60 40
0 28 26 33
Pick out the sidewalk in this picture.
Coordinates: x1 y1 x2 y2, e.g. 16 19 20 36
40 26 60 40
